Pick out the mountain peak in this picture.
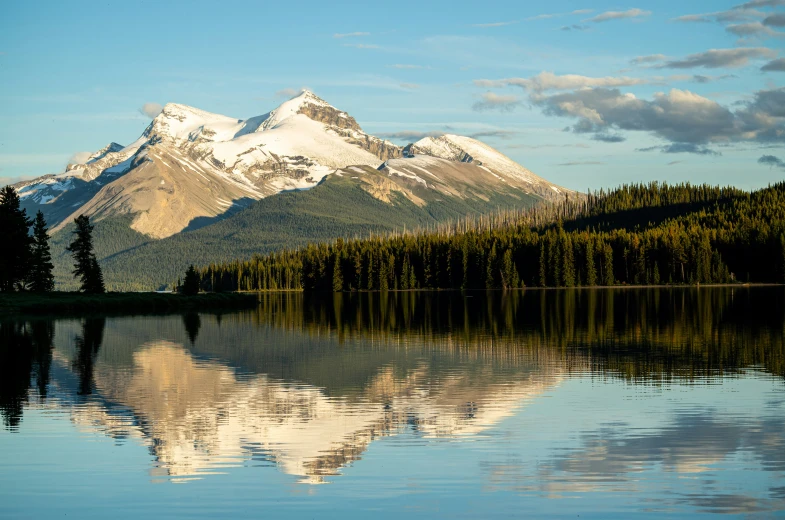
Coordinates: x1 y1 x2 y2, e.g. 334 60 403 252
156 102 227 123
87 142 125 163
261 89 337 130
146 103 239 141
286 89 329 105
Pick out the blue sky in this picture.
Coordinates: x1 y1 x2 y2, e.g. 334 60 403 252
1 0 783 191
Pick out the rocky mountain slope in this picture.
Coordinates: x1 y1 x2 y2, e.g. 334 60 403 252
12 90 574 289
410 135 565 201
18 91 402 238
52 165 547 290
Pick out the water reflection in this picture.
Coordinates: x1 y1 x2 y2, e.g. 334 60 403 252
73 318 105 396
182 313 201 346
483 409 785 513
1 288 784 513
0 321 54 428
64 340 552 483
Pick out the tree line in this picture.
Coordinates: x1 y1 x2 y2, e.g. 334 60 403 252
0 186 104 293
191 182 785 292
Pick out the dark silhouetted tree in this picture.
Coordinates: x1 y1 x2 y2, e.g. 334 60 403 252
30 321 55 400
74 317 106 396
28 211 55 292
0 322 34 429
0 186 33 291
181 265 200 295
67 215 105 293
182 313 201 345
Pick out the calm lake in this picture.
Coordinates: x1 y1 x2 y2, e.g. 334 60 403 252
1 288 784 518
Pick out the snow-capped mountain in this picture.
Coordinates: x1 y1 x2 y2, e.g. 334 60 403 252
16 90 569 240
409 135 564 200
20 91 401 238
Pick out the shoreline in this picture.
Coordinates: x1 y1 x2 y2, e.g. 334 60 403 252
242 283 784 294
3 284 780 318
0 292 258 318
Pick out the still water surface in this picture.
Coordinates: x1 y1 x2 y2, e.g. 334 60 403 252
1 288 784 518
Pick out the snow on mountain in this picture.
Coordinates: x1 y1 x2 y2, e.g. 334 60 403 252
16 90 569 240
87 142 126 163
25 90 400 237
411 135 567 200
259 90 333 131
329 152 558 210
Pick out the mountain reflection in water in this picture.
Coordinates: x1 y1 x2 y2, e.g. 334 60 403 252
1 288 784 515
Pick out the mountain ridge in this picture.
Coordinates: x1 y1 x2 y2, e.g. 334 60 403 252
11 90 574 289
17 89 569 240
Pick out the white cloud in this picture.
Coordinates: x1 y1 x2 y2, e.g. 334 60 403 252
69 151 93 165
526 9 594 21
388 64 431 69
558 161 605 166
468 130 520 140
475 72 650 92
333 32 370 38
472 92 521 112
275 88 303 98
377 130 444 142
530 85 785 148
734 0 785 8
672 9 766 23
661 47 778 68
472 21 518 27
140 102 163 118
726 22 785 38
585 8 652 23
0 174 40 186
561 24 591 31
630 54 668 65
638 143 721 155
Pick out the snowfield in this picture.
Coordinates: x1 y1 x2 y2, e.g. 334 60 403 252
16 89 570 239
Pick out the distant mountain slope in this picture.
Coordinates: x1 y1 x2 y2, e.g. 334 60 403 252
194 182 785 293
12 89 575 289
17 91 569 241
18 91 402 238
58 165 543 290
411 134 564 200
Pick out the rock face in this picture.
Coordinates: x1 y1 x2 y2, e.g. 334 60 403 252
20 91 396 238
16 90 570 239
293 93 402 161
411 135 567 202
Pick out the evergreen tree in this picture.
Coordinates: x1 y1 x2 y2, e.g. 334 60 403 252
66 215 105 294
332 252 344 292
585 238 597 286
192 182 785 292
561 233 575 287
501 249 519 289
780 234 785 284
486 243 498 289
603 244 615 286
0 186 33 291
28 211 55 292
181 265 200 295
88 258 106 294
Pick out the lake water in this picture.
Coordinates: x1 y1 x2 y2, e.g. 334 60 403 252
1 288 784 518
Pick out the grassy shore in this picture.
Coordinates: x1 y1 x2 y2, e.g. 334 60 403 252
0 291 258 317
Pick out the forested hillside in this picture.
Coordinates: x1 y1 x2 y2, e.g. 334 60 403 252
51 173 541 290
195 182 785 292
